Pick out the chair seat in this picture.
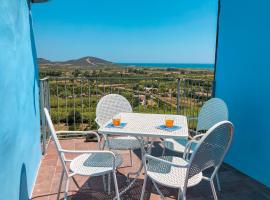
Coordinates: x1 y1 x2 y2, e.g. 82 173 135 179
105 136 141 150
147 156 202 189
70 152 123 176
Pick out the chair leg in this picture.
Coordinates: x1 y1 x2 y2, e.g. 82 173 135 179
147 140 154 155
140 173 148 200
102 138 107 150
216 173 221 192
210 180 218 200
177 189 182 200
108 173 111 195
129 149 133 166
161 139 167 156
72 176 80 190
182 195 187 200
108 146 112 194
152 180 166 200
178 188 186 200
102 174 107 192
57 169 65 200
162 145 166 156
113 171 120 200
64 177 70 200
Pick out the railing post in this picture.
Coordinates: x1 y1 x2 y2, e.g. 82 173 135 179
177 78 181 115
40 78 46 154
47 79 51 112
40 77 50 155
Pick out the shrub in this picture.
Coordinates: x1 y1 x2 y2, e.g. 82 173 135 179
67 110 82 125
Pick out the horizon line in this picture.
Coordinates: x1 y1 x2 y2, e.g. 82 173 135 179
38 57 214 65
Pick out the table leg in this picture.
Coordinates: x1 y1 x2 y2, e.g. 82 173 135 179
127 137 146 180
113 137 146 200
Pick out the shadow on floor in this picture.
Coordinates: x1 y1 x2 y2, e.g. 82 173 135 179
32 139 270 200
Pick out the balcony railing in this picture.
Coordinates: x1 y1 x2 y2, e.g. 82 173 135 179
39 77 213 154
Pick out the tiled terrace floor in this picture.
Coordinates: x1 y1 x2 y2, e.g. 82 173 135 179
32 138 270 200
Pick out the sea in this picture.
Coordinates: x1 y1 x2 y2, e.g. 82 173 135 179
118 63 214 70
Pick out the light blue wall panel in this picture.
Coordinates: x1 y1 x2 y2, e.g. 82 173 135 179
215 0 270 187
0 0 41 199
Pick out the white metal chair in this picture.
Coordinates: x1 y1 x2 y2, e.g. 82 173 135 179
44 108 121 200
96 94 141 166
141 121 234 200
163 98 229 156
162 98 228 191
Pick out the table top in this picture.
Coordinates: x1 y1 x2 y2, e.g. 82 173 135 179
98 112 189 139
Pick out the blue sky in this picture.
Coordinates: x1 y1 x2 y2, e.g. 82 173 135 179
32 0 218 63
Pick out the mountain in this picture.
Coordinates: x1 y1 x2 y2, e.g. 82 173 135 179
38 56 113 67
38 58 52 65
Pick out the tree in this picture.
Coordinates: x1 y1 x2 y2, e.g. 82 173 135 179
83 71 91 77
73 69 81 77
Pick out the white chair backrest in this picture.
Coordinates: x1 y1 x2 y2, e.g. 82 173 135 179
197 98 229 132
44 108 68 173
96 94 132 127
44 108 62 151
187 121 233 180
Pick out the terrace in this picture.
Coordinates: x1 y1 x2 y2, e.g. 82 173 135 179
31 77 270 200
31 140 270 200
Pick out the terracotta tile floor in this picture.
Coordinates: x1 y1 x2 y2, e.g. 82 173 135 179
31 139 270 200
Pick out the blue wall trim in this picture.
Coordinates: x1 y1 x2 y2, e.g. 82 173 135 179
215 0 270 187
0 0 41 199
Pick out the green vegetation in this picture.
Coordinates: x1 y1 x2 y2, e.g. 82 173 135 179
40 63 214 133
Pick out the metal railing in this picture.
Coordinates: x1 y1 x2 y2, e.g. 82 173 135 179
40 77 51 154
40 76 213 154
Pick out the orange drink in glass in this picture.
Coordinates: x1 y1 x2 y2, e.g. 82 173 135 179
165 117 174 128
112 115 121 126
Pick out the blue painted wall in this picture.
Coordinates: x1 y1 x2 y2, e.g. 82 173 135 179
215 0 270 187
0 0 41 199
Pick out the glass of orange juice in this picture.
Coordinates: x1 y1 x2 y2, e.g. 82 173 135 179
165 116 174 128
112 115 121 126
